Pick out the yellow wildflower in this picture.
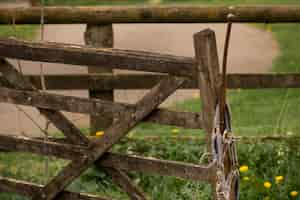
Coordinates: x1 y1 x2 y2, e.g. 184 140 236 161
275 176 284 184
290 191 299 197
171 129 180 134
264 181 272 189
263 196 270 200
95 131 105 137
243 176 250 181
239 165 249 173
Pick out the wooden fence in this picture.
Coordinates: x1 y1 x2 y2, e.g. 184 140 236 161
0 5 299 200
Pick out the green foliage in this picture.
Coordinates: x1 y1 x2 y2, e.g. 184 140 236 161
1 139 300 199
238 143 300 200
0 25 37 40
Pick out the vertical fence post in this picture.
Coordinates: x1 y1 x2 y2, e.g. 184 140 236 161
194 29 220 200
84 24 114 135
29 0 41 6
193 29 220 153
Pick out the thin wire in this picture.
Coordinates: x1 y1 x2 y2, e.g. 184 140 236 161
15 105 49 136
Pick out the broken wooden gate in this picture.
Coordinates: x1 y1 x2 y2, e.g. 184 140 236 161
0 28 236 200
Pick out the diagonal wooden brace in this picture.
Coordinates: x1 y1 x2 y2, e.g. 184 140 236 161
0 59 148 199
103 167 147 200
0 59 90 146
32 76 186 200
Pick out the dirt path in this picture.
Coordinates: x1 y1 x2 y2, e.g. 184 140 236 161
0 2 279 136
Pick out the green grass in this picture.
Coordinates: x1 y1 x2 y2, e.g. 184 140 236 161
173 24 300 137
0 25 37 40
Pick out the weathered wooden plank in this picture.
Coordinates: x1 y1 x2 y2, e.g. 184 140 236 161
0 134 212 182
0 86 128 116
33 77 185 200
194 29 220 135
0 38 196 77
227 73 300 89
99 153 215 182
84 25 146 199
145 109 202 129
2 73 300 90
103 168 147 200
0 134 87 160
0 177 115 200
85 24 114 135
0 59 90 146
0 6 300 24
0 86 202 129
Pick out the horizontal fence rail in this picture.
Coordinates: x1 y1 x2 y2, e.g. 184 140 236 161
0 177 115 200
0 6 300 24
2 73 300 90
0 135 214 182
0 38 196 77
0 87 203 129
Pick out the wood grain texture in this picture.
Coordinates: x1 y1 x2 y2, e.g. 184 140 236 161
0 6 300 24
85 24 114 135
103 168 147 200
99 153 215 182
0 135 213 182
0 177 115 200
194 29 220 136
0 38 196 77
0 134 87 160
0 86 202 129
32 77 185 200
2 73 300 90
0 86 127 116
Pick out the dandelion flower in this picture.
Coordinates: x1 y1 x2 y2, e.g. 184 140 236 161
96 131 105 137
290 191 298 197
239 165 249 173
171 129 180 134
243 176 250 181
264 181 272 189
275 176 284 184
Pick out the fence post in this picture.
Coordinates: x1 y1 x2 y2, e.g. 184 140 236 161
194 29 220 200
84 24 114 135
29 0 41 6
193 29 220 152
